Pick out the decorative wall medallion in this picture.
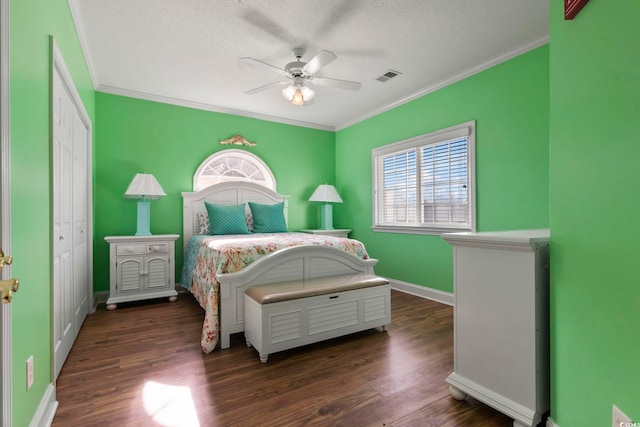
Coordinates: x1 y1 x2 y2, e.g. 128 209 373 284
219 134 257 147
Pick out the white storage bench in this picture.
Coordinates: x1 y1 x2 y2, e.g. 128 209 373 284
244 274 391 363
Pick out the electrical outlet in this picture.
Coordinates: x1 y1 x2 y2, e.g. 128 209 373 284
26 355 34 390
613 405 632 427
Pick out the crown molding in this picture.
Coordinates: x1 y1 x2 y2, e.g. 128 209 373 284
67 0 98 89
334 35 549 131
96 85 335 132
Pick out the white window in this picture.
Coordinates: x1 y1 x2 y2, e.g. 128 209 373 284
193 149 276 191
372 121 475 234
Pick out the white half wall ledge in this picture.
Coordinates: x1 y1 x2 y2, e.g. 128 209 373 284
388 278 454 306
546 418 559 427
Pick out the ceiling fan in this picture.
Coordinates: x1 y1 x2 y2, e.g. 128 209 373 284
241 48 362 106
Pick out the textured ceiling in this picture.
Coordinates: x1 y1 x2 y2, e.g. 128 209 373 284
69 0 549 130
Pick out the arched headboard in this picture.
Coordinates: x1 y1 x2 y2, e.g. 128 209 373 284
192 149 276 192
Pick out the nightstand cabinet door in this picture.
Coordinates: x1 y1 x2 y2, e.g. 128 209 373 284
105 235 179 310
117 256 145 292
146 255 171 290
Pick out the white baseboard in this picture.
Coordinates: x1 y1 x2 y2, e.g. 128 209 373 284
29 383 57 427
94 281 449 306
92 291 109 311
95 281 452 306
546 417 559 427
388 277 454 306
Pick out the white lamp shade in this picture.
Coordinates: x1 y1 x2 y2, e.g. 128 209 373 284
300 85 314 101
309 184 343 203
124 173 166 200
282 85 296 101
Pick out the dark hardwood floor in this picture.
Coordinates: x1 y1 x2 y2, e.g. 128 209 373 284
52 290 512 427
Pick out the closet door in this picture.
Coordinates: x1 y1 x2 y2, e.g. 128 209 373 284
72 108 88 337
52 52 91 379
52 70 75 378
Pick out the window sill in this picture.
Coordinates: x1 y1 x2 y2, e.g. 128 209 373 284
372 225 473 236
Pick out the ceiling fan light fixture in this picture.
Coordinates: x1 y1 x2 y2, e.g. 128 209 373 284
282 84 314 106
245 49 358 104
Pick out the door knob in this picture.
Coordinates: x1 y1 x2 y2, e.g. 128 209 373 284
1 278 19 304
0 249 12 269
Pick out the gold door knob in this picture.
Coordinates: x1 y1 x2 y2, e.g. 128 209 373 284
1 278 19 304
0 249 12 269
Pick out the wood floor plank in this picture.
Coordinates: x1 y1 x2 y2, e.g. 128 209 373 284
53 290 520 426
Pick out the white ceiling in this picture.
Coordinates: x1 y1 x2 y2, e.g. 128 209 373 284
69 0 549 131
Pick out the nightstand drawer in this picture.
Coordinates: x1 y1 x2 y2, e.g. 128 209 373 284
116 244 147 255
116 243 169 255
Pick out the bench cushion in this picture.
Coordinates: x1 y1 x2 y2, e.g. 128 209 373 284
245 274 389 304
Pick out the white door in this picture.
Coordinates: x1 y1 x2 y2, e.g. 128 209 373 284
0 133 10 427
1 0 12 423
72 108 88 337
51 42 92 380
52 68 75 377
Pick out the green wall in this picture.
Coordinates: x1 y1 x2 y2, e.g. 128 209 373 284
336 45 550 292
549 1 640 425
10 0 95 425
12 1 637 425
94 92 336 292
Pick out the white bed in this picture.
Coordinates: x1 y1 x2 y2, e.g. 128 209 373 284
181 181 378 352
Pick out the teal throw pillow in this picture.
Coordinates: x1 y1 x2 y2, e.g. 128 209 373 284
248 201 288 233
205 202 250 235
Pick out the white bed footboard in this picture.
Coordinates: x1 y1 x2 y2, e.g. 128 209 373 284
217 245 378 349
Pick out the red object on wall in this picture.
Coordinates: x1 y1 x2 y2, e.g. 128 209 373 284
565 0 589 20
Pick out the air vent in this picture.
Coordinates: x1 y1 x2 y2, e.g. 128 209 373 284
376 69 402 82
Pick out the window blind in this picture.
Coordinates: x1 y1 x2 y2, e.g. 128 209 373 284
372 121 475 234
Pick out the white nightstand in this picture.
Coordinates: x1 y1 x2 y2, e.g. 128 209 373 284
300 229 351 238
105 234 179 310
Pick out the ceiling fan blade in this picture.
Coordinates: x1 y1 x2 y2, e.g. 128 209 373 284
303 50 337 75
241 8 296 44
240 57 285 74
313 0 360 38
245 81 288 95
310 77 361 91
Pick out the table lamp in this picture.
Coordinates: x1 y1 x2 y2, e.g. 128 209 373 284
309 184 343 230
125 173 166 236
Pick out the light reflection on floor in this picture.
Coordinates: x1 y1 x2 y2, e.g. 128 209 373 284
143 381 201 427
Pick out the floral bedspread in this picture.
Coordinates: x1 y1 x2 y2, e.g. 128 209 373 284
180 232 369 353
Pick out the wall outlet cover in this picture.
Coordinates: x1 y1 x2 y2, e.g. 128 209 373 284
26 355 34 390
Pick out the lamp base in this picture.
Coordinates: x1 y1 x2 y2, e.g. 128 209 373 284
135 199 152 236
319 203 334 230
